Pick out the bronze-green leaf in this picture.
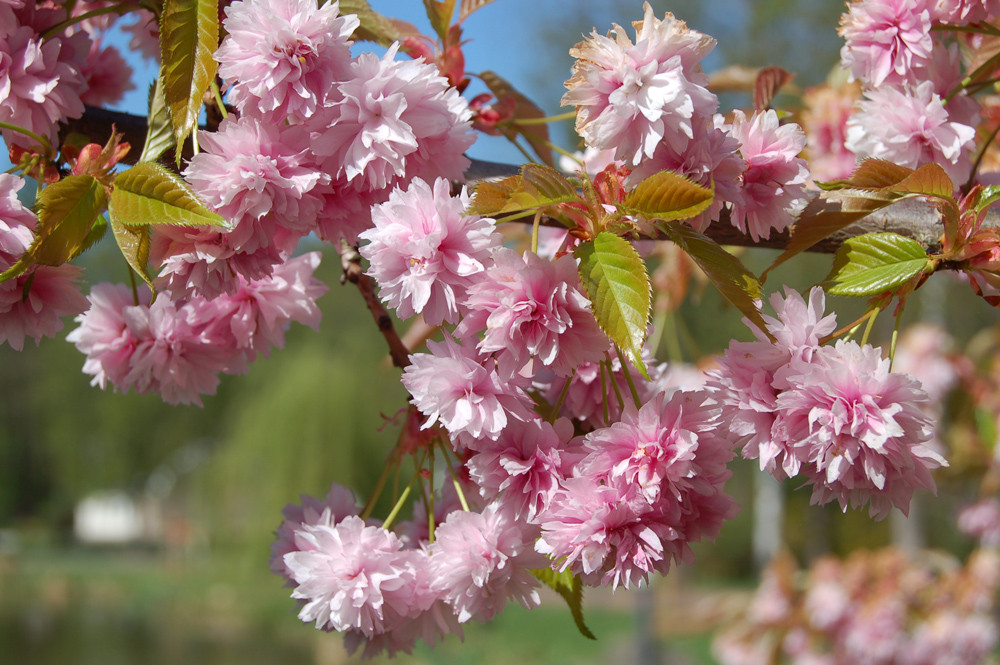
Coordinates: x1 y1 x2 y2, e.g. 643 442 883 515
110 162 227 227
140 76 175 164
823 232 932 297
621 170 714 222
0 175 108 282
817 158 914 191
661 220 770 339
575 232 651 379
160 0 219 157
340 0 400 45
480 70 554 166
459 0 496 21
422 0 456 40
110 216 156 295
532 568 596 641
469 164 581 218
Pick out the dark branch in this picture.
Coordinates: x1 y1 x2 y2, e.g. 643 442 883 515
64 106 997 255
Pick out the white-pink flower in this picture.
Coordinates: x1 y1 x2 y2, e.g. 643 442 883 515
0 174 87 349
313 43 474 191
270 482 359 581
729 110 809 242
429 502 545 623
286 516 417 636
460 249 607 378
215 0 358 121
78 39 134 106
0 23 89 147
777 340 947 519
562 2 717 165
845 80 976 185
401 334 534 444
839 0 935 87
360 178 500 325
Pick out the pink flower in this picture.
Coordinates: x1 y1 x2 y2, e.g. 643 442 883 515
562 2 717 165
800 82 862 182
313 43 474 191
729 110 809 242
839 0 935 87
845 81 976 185
958 499 1000 547
194 252 328 362
0 175 87 349
270 482 359 581
360 178 500 325
429 502 545 623
401 334 534 444
538 390 737 589
67 284 243 406
286 516 418 636
184 117 327 235
467 417 574 520
78 39 134 106
460 249 607 378
215 0 358 121
934 0 1000 24
777 340 947 519
0 23 89 147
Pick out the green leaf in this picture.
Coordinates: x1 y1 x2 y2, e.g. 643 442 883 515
660 221 770 339
422 0 456 40
0 175 107 282
975 184 1000 212
620 170 714 222
823 232 932 297
469 164 581 217
140 76 175 164
532 568 596 641
574 232 651 379
160 0 219 157
480 70 554 166
110 162 227 228
339 0 401 46
109 216 155 294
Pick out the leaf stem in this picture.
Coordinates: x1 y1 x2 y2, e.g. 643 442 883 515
210 81 229 120
381 478 416 531
0 122 52 157
615 346 643 409
513 111 576 125
361 450 398 520
550 373 574 423
531 209 542 255
438 438 471 512
859 307 879 347
40 4 128 41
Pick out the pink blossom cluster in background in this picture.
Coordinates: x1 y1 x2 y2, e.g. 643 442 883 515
714 548 1000 665
839 0 985 183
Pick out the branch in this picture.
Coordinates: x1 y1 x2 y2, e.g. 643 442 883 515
339 242 412 370
63 106 997 255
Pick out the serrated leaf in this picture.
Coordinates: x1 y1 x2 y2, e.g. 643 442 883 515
532 568 596 641
818 159 914 191
975 184 1000 212
110 215 155 294
760 197 881 282
660 221 770 338
422 0 456 40
0 175 108 282
140 76 175 163
481 70 554 166
753 66 793 111
160 0 219 157
823 232 932 297
891 162 954 198
459 0 495 21
110 162 226 227
340 0 400 46
575 232 651 379
469 165 581 217
621 170 714 222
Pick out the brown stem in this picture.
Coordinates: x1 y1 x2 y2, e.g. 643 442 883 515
339 241 412 370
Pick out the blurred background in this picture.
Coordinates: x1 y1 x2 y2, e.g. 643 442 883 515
4 1 999 663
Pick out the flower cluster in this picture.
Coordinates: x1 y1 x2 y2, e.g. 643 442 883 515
714 548 1000 665
839 0 982 183
708 288 946 519
562 3 808 238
